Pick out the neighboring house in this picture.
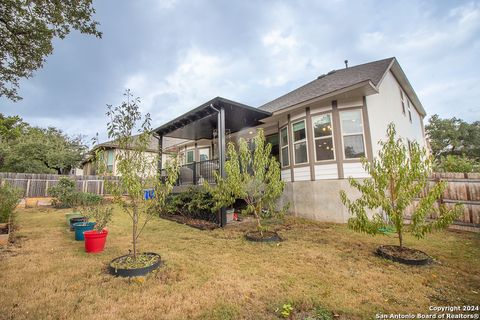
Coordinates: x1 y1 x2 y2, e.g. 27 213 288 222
82 135 180 176
154 57 426 225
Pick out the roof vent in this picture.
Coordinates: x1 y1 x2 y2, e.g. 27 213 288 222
327 70 336 75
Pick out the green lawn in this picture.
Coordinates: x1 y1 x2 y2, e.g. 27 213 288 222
0 207 479 320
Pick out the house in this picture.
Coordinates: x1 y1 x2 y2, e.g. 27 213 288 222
81 135 183 176
153 57 426 225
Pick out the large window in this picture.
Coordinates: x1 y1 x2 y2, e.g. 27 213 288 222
280 127 289 167
266 134 280 163
106 150 114 173
292 120 308 164
312 113 334 161
340 110 365 159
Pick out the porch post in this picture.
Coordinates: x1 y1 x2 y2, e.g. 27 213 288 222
218 106 227 227
158 134 163 174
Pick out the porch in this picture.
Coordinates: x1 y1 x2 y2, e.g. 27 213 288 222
153 97 271 225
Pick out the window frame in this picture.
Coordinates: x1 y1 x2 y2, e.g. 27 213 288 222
311 112 335 162
339 108 367 160
280 126 290 168
106 149 115 173
291 119 309 165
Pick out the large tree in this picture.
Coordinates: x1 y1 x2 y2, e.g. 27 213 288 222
425 114 480 160
1 125 86 174
0 0 102 101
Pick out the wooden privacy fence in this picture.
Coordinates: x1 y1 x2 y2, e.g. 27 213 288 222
0 172 119 197
406 172 480 228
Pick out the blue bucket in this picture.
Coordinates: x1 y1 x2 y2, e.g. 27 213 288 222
144 189 155 200
73 222 96 241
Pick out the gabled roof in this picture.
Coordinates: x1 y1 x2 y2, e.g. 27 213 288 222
258 57 425 116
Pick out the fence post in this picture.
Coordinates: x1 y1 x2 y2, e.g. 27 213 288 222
82 180 86 193
26 179 31 198
45 181 49 197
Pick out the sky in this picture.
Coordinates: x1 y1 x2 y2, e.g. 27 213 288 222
1 0 479 144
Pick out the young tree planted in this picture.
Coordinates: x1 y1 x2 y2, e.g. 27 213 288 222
208 129 286 235
102 89 178 260
340 123 462 249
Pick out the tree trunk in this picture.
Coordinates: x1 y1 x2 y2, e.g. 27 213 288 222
398 231 403 250
132 204 137 260
254 210 262 236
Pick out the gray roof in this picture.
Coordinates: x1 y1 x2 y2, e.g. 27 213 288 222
259 57 395 113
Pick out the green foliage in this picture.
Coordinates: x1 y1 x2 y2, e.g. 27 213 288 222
1 0 102 101
162 187 217 221
425 114 480 160
82 202 112 232
280 303 294 318
101 89 179 259
0 115 87 174
434 154 479 173
340 123 462 248
0 182 22 223
48 177 77 208
303 307 333 320
206 129 286 233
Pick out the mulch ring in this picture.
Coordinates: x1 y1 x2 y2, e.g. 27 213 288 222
161 214 219 230
376 245 432 265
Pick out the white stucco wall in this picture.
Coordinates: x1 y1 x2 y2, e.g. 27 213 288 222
366 71 425 157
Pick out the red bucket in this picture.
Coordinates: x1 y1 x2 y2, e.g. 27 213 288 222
84 229 108 253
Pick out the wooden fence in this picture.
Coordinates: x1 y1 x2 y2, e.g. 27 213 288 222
0 172 119 197
405 172 480 229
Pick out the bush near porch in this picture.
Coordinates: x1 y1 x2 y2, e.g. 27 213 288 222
0 206 479 319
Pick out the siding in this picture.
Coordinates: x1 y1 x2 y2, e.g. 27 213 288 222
314 164 338 180
281 169 292 182
343 162 369 178
294 166 311 181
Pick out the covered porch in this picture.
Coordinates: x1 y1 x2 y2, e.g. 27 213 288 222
153 96 272 189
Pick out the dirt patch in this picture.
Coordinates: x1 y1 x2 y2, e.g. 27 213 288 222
376 245 432 265
245 230 282 242
161 214 219 230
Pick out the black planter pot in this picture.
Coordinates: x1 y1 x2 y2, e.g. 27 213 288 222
69 217 87 231
109 252 162 277
376 245 432 266
245 230 282 242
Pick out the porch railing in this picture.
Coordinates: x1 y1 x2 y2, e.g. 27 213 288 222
163 159 220 186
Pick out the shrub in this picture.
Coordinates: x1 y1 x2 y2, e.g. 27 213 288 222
434 154 479 173
48 177 78 208
0 183 22 224
161 187 217 222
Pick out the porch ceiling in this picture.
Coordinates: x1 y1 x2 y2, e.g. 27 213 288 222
153 97 272 140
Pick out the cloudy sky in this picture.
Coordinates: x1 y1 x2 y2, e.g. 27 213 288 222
1 0 479 143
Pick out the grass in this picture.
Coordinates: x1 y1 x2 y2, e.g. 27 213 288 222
0 207 479 320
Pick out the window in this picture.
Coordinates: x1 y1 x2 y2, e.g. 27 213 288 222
292 120 308 164
266 134 280 163
280 127 289 167
340 110 365 159
106 150 114 173
198 148 209 162
186 150 194 164
312 113 334 161
407 100 412 123
400 89 406 115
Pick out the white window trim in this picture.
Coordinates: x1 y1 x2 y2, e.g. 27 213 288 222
291 119 309 165
198 147 210 162
311 113 335 162
400 89 406 115
280 126 290 168
339 109 367 160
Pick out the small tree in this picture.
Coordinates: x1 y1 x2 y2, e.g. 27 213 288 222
208 129 285 234
340 123 462 249
102 89 179 259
